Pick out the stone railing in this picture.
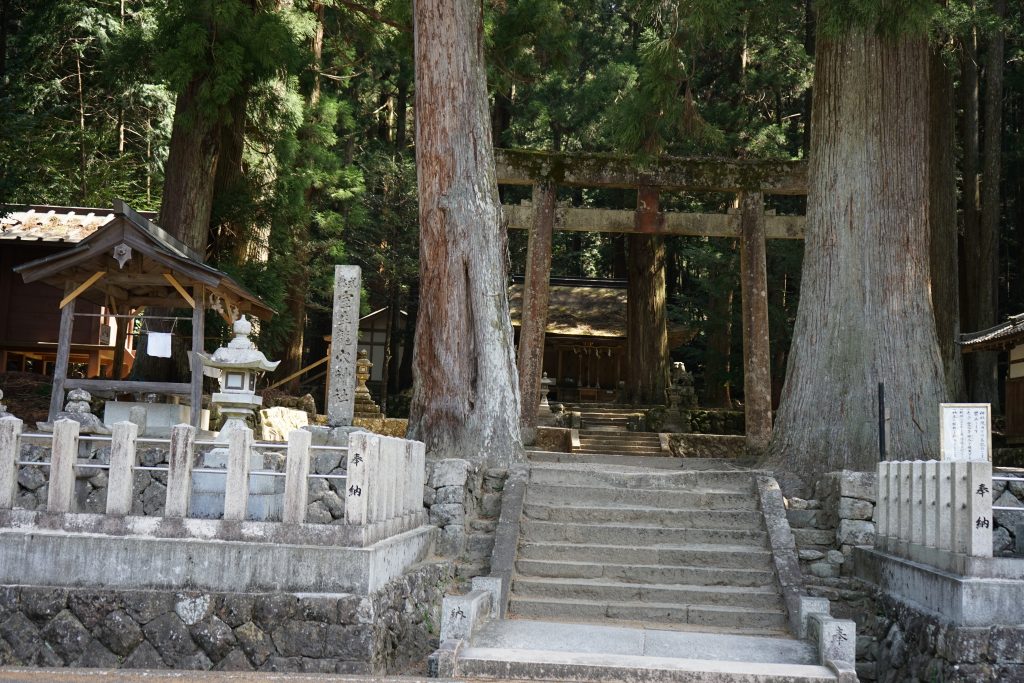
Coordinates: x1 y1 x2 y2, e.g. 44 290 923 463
0 415 425 547
875 460 992 571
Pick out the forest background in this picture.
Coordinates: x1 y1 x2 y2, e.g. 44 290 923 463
0 0 1021 417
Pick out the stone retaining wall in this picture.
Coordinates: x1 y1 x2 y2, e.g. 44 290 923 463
785 470 880 680
0 562 452 674
424 459 506 580
867 591 1024 682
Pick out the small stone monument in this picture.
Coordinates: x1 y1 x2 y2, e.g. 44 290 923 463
37 388 110 434
537 372 558 426
0 390 9 419
353 349 382 420
190 316 282 519
663 362 697 433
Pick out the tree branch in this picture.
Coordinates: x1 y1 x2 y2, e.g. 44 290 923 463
337 0 408 32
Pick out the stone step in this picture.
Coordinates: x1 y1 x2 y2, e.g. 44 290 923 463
571 450 668 458
575 441 664 450
517 541 772 569
528 466 757 493
578 430 662 439
514 559 777 588
525 483 759 510
511 576 784 610
508 596 789 632
520 519 769 547
453 647 837 682
524 502 765 530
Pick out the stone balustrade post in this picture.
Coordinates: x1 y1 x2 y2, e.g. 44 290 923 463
283 428 312 524
0 416 23 509
165 423 196 518
392 438 405 522
936 462 954 552
106 421 139 516
923 462 939 548
223 425 253 521
909 462 925 546
897 461 912 553
403 440 417 519
345 432 373 525
413 441 426 513
966 461 993 557
888 462 900 548
375 438 390 524
951 461 970 554
875 462 890 549
47 418 80 513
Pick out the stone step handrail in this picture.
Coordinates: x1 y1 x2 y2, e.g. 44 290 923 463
875 460 993 565
0 416 425 544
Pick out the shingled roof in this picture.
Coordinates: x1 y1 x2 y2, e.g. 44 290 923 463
960 313 1024 353
1 205 157 243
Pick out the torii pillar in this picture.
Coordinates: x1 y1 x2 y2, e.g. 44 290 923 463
517 182 556 444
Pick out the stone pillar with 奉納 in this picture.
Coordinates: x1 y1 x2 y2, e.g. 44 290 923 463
328 265 362 427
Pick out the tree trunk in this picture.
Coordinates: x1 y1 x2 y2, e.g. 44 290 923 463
970 0 1005 407
159 78 221 254
208 91 249 266
930 46 966 401
626 188 668 406
768 31 946 485
409 0 523 465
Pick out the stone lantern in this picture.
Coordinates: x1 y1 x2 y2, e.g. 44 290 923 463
192 316 280 430
190 316 282 520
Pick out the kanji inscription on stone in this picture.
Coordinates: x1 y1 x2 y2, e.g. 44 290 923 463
940 403 991 462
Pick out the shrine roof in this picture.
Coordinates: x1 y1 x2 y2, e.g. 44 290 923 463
959 313 1024 352
0 205 156 243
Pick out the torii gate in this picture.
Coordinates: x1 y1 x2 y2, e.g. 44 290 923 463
495 149 808 454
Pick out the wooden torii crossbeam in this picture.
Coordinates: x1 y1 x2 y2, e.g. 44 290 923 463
14 201 274 428
495 149 809 453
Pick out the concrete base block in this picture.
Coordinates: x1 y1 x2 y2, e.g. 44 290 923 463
103 402 190 434
796 596 831 639
0 520 433 594
440 590 491 642
855 546 1024 627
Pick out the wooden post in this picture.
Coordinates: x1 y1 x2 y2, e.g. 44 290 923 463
49 284 76 422
517 182 556 443
739 191 772 453
112 307 128 380
190 284 205 429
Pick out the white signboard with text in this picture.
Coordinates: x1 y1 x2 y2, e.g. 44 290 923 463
940 403 992 462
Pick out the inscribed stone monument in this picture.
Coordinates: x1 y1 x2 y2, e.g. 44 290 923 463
328 265 361 426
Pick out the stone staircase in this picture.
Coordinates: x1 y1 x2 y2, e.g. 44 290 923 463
435 459 843 682
565 404 667 456
508 461 789 634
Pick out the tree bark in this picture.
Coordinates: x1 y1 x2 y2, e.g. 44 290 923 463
626 188 668 405
159 77 221 254
409 0 523 465
768 31 946 484
970 0 1005 407
929 46 965 401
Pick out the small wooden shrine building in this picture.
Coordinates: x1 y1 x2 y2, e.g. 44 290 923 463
14 200 273 428
961 313 1024 442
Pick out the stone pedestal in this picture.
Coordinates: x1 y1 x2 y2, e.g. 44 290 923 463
353 349 382 419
